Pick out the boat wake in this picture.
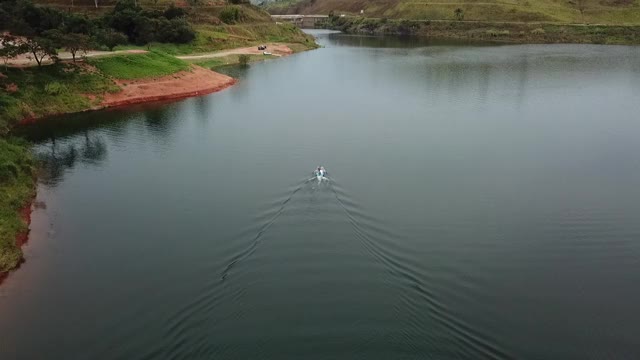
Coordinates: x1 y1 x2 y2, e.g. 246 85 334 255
159 172 514 359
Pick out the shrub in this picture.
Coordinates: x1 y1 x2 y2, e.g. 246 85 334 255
44 82 68 95
486 29 510 37
238 54 250 66
95 29 128 51
164 4 186 20
0 162 19 182
219 6 241 24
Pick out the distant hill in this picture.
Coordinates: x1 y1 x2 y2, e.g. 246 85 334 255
32 0 275 24
264 0 640 25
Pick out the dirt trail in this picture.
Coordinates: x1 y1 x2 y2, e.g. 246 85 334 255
8 49 147 66
178 43 293 60
7 43 294 66
100 65 236 109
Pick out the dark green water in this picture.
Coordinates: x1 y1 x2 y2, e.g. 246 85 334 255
2 31 640 359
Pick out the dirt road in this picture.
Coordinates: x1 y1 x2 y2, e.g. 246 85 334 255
7 49 147 66
177 43 293 60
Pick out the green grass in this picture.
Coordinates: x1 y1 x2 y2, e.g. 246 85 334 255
266 0 640 25
0 63 119 132
86 51 190 79
0 138 35 273
115 22 317 56
328 15 640 44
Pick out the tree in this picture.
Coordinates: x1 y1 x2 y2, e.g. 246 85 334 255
219 6 240 24
135 18 157 49
164 4 186 19
238 54 249 66
95 29 128 51
62 33 92 62
0 35 27 70
454 8 464 21
22 37 58 67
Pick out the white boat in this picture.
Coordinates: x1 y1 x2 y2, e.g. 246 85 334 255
263 51 272 55
313 167 327 182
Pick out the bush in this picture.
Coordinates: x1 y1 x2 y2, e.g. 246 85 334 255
486 29 510 37
156 18 196 43
164 4 186 20
44 82 68 95
219 6 241 24
0 162 19 182
238 54 250 66
95 29 128 51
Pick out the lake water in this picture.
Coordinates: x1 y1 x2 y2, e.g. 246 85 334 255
2 30 640 359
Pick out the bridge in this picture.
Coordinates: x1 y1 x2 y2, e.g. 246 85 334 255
271 15 329 28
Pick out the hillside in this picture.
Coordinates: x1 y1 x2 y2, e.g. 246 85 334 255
265 0 640 25
29 0 315 51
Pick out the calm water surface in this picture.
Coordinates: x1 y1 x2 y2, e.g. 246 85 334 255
2 31 640 359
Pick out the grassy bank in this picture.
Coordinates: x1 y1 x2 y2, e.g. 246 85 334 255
115 22 317 55
0 138 35 273
326 16 640 45
87 52 190 79
0 64 119 131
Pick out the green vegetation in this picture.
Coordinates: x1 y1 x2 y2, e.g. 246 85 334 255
0 63 118 131
0 0 197 67
325 15 640 45
115 22 316 55
0 138 35 273
238 54 250 66
87 51 190 79
265 0 640 25
0 0 317 276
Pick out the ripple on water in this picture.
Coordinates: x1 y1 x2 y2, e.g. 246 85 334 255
157 176 514 360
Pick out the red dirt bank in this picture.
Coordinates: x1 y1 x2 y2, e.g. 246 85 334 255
101 65 236 109
18 65 237 126
4 66 235 284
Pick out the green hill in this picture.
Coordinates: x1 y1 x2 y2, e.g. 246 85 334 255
266 0 640 25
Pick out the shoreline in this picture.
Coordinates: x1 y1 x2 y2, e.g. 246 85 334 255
7 42 317 127
0 197 34 286
17 65 237 126
2 66 237 283
324 18 640 45
0 45 308 283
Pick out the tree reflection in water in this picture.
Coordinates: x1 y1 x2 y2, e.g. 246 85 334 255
35 131 108 187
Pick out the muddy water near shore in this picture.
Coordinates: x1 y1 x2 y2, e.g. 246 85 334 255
2 31 640 359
